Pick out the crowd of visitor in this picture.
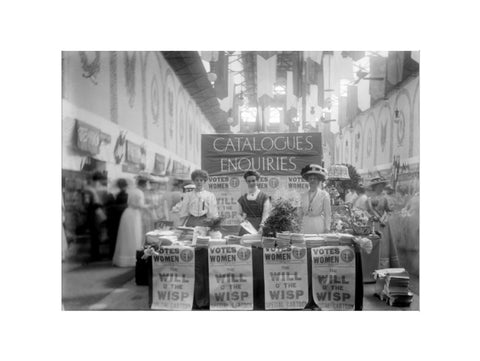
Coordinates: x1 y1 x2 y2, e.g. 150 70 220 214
69 166 419 268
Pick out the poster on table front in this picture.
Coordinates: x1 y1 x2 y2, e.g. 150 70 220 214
202 133 321 226
311 245 356 311
263 246 309 310
208 245 254 310
151 246 195 310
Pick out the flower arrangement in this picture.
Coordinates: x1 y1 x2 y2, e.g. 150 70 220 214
262 198 301 237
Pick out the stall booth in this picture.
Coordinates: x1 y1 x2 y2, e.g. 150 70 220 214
139 232 364 311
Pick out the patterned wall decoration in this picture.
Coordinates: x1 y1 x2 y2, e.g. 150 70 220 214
364 112 376 170
376 102 392 166
353 123 362 167
187 101 194 162
124 52 137 108
109 52 118 123
143 52 164 147
392 89 411 160
164 68 176 151
335 136 342 165
79 51 101 85
176 87 187 158
411 81 420 157
343 130 352 165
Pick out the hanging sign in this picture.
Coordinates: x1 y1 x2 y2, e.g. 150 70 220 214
311 245 356 311
153 153 166 175
151 246 195 310
263 246 309 310
75 119 101 155
207 175 305 226
208 245 254 310
201 132 322 176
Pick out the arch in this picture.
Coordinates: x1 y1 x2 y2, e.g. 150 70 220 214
392 87 412 160
377 101 393 165
411 78 420 157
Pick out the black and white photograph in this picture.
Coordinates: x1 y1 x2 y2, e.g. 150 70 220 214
3 1 480 361
61 50 420 311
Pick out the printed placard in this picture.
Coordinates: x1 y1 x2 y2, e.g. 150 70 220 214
151 246 195 310
208 245 254 310
263 246 309 310
311 245 356 311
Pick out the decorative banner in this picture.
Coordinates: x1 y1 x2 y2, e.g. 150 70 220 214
172 160 190 179
311 245 356 311
207 175 305 226
263 246 309 310
151 246 195 310
208 245 254 310
153 153 166 175
75 119 101 155
202 132 322 176
125 140 143 164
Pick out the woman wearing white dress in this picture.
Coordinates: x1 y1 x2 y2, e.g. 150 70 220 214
113 177 152 267
299 164 332 234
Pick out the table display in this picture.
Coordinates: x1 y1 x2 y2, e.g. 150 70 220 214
142 231 364 311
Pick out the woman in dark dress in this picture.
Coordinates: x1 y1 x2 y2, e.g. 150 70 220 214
237 170 271 235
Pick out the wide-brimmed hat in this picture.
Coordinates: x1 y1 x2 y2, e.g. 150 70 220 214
184 184 196 190
150 174 169 184
301 164 328 180
367 177 389 189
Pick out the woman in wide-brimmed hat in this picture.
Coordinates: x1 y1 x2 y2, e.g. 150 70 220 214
298 164 331 234
366 177 391 227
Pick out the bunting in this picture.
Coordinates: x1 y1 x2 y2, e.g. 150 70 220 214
369 55 387 102
385 51 405 93
256 53 277 101
214 51 229 100
292 52 304 97
219 69 235 112
346 85 359 123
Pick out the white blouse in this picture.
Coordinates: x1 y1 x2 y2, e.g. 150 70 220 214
180 190 219 219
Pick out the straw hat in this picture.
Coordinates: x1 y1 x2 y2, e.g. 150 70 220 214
301 164 328 180
367 176 389 189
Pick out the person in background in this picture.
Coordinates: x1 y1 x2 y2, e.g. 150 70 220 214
237 170 271 235
165 179 187 227
113 175 154 267
366 177 391 228
384 184 396 211
83 171 109 262
298 164 332 234
345 187 358 206
106 178 129 259
352 184 368 211
180 169 219 227
150 175 170 224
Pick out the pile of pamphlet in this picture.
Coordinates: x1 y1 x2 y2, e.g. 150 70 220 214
373 268 414 307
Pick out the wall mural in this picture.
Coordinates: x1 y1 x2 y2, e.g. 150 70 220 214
124 52 136 108
79 51 101 85
164 68 176 151
354 130 361 165
393 89 411 160
377 103 392 166
150 75 160 124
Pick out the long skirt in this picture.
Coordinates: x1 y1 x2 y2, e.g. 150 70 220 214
113 207 144 267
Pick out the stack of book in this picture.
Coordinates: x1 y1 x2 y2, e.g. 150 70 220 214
225 235 242 245
304 235 325 248
262 237 276 248
195 236 210 247
290 233 306 246
373 268 414 307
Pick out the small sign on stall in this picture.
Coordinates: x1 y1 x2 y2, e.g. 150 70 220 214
151 246 195 310
208 245 254 310
263 246 309 310
311 245 356 311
